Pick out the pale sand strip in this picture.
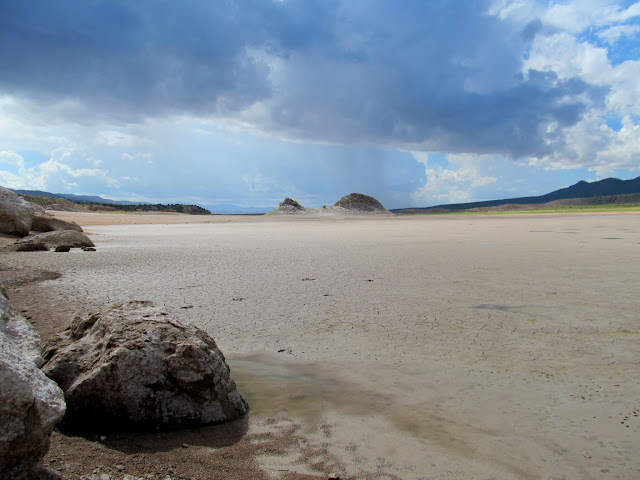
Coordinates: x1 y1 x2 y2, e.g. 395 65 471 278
4 213 639 479
49 208 640 227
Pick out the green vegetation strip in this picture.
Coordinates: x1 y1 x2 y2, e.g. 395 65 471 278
397 203 640 216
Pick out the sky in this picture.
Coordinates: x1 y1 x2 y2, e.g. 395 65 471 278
0 0 639 212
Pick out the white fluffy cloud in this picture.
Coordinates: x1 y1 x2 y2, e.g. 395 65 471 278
121 152 153 164
533 113 640 175
598 24 640 44
525 31 640 113
0 150 24 166
95 131 151 148
411 153 498 205
0 146 118 191
513 0 640 173
542 0 640 33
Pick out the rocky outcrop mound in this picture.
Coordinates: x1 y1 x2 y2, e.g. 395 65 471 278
6 230 94 252
0 187 34 236
333 193 393 215
0 285 66 480
42 301 248 431
266 197 306 215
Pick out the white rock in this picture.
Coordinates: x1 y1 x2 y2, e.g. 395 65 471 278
0 285 66 480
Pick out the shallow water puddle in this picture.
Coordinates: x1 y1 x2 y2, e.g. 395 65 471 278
227 355 487 466
228 354 397 429
227 355 567 480
226 354 474 450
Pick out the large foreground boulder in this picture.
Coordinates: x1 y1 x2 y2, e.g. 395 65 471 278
0 187 34 236
0 285 66 480
6 230 94 252
42 301 248 431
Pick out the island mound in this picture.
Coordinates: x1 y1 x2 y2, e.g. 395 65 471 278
267 194 393 216
332 193 393 215
266 197 306 215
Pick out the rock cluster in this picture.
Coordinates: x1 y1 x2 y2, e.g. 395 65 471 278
7 230 95 252
0 285 66 480
0 186 92 251
43 301 248 431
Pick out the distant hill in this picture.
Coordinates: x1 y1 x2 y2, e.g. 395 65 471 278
392 176 640 213
14 190 211 215
12 189 144 205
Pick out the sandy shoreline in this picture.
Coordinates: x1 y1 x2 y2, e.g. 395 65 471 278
49 208 640 227
2 212 639 479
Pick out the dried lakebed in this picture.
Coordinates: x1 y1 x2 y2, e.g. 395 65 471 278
3 214 639 479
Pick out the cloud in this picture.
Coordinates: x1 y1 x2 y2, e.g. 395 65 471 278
531 113 640 176
95 130 151 147
524 31 640 113
241 171 283 194
0 0 608 160
0 146 118 191
121 152 152 164
411 153 498 205
542 0 640 34
0 150 24 166
597 24 640 45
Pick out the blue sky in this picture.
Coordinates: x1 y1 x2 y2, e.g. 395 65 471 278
0 0 639 212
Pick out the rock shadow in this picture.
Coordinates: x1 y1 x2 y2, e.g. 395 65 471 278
56 414 250 454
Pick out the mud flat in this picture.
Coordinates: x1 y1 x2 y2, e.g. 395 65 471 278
2 213 639 479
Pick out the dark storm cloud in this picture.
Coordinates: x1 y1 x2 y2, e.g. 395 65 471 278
0 0 606 157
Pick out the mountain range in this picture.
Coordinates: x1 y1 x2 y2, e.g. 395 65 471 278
392 176 640 213
11 190 145 205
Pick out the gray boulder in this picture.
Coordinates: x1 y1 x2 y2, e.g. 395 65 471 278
31 214 83 233
27 202 47 216
0 285 66 480
0 187 34 236
6 230 94 252
42 301 248 431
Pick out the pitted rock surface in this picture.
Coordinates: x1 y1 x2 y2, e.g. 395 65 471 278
42 301 248 431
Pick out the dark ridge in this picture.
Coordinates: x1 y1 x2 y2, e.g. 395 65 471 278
391 176 640 213
17 193 211 215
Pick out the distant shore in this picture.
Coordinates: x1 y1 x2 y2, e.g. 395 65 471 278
46 207 640 227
